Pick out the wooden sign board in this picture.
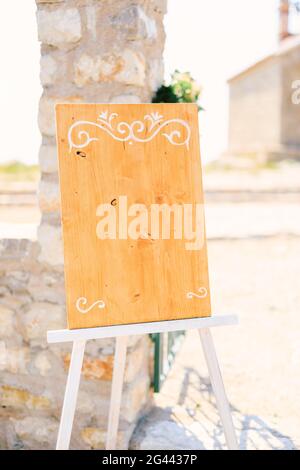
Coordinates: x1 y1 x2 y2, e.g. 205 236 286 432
56 104 211 329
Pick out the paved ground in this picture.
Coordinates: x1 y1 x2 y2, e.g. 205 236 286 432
131 236 300 450
0 181 40 240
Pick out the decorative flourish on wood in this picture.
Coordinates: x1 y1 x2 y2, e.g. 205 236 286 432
68 110 191 152
76 297 106 314
187 287 208 300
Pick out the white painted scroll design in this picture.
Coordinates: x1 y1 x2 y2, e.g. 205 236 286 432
76 297 106 314
187 287 208 300
68 111 191 152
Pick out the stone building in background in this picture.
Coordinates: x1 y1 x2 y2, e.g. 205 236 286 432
227 0 300 163
0 0 166 449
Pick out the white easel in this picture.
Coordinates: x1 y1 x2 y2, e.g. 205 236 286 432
47 314 238 451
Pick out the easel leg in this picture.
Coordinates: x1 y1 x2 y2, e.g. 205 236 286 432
199 328 238 450
56 339 86 450
106 335 128 450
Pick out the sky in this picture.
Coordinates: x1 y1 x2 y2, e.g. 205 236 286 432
164 0 279 161
0 1 41 165
1 0 298 164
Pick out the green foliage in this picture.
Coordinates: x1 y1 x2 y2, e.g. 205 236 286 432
152 70 203 110
152 85 179 104
0 161 39 181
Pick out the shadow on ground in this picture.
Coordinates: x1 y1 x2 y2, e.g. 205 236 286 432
130 369 296 450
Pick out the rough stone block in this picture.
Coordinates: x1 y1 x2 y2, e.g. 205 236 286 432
125 337 150 383
1 271 29 295
0 239 38 263
63 353 114 381
0 341 5 369
28 271 65 305
85 337 115 357
0 345 29 374
38 95 82 137
0 305 15 337
85 5 97 40
81 427 106 449
150 0 168 14
74 54 102 87
23 302 65 346
76 389 104 416
33 351 52 376
40 55 57 86
74 49 145 87
121 373 150 423
111 94 141 104
0 285 10 297
37 223 64 267
115 49 146 86
37 8 82 48
148 58 164 92
0 385 51 410
38 180 60 213
39 145 58 174
111 6 157 40
81 425 132 450
12 416 58 450
0 295 28 314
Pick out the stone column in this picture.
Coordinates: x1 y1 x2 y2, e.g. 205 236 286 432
37 0 166 266
34 0 166 449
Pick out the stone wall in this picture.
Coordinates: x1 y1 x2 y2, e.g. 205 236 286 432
227 41 300 163
281 45 300 155
0 0 166 449
228 57 282 163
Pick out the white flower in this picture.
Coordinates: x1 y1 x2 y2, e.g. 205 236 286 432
98 110 108 121
150 111 163 122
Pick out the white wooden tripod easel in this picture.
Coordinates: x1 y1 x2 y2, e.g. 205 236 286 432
47 314 238 450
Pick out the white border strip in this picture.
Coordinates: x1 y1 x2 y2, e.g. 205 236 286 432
47 314 238 343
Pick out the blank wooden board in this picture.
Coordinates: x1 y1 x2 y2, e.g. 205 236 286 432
56 103 211 329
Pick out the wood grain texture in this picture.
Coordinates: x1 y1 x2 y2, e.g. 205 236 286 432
56 103 211 329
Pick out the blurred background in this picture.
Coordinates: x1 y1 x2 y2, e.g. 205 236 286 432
0 0 299 450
